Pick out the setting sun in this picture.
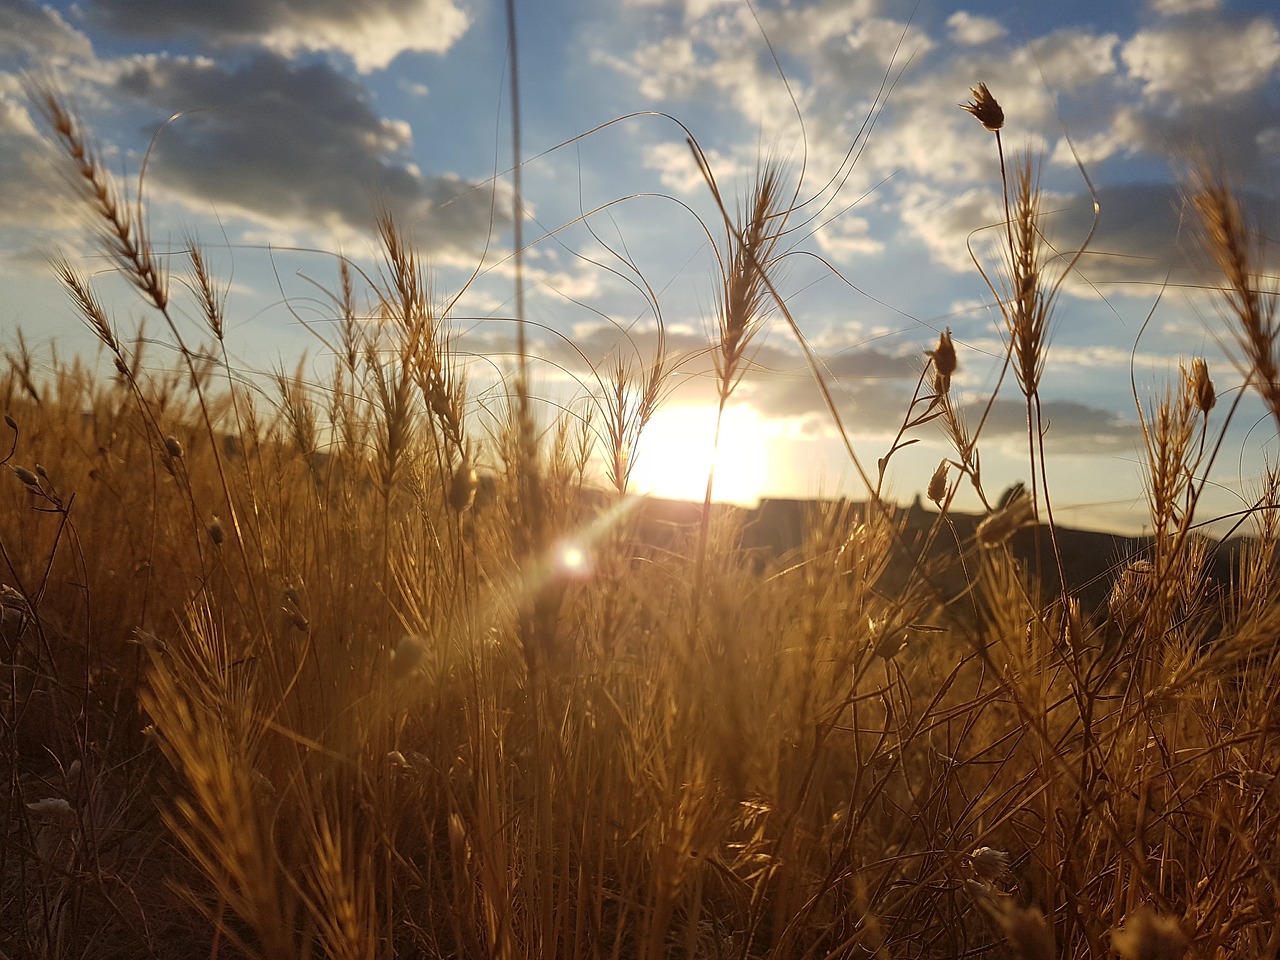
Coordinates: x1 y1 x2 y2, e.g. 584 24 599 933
628 403 768 505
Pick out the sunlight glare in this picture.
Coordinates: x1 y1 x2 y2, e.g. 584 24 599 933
629 404 768 505
554 540 592 577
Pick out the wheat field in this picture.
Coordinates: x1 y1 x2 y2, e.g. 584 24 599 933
2 81 1278 960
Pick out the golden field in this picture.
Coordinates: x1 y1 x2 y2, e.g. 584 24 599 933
2 84 1278 960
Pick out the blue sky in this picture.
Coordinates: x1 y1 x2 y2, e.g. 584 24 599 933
1 0 1278 534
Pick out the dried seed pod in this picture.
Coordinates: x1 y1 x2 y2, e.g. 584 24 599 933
12 465 39 487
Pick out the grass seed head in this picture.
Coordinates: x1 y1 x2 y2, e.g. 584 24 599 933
927 459 950 506
961 82 1005 132
977 485 1035 546
1108 558 1154 629
927 328 957 389
968 846 1011 884
1185 357 1216 415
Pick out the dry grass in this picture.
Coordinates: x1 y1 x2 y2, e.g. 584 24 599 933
2 84 1279 960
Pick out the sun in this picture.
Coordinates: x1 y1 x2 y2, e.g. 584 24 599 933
628 404 768 505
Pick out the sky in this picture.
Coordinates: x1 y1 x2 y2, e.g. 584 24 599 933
1 0 1278 535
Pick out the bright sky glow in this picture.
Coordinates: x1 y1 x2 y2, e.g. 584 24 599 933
629 403 769 505
1 0 1278 534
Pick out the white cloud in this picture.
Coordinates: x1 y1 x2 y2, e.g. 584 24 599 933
703 44 811 134
1050 104 1149 167
864 98 1031 185
763 1 881 50
1122 19 1280 104
643 141 745 195
845 17 935 68
260 2 468 71
620 0 738 13
1024 29 1119 90
609 2 928 151
88 0 470 73
0 89 71 231
1148 0 1220 14
0 0 94 64
813 212 882 260
1049 127 1125 167
947 11 1006 46
685 0 740 17
897 182 1002 274
596 0 1280 300
634 36 701 100
531 268 602 303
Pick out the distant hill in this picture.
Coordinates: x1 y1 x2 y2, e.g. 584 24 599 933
616 493 1242 620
